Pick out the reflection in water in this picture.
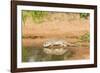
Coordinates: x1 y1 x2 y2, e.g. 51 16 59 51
22 47 73 62
22 40 74 62
22 40 89 62
43 48 68 55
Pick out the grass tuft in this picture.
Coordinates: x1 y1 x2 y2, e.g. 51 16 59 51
22 10 48 24
79 32 90 42
80 13 89 19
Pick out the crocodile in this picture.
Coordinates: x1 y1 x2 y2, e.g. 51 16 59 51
43 39 76 55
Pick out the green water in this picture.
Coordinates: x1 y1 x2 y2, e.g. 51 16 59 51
22 47 73 62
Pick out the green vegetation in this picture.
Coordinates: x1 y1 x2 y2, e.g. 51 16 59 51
22 47 28 62
79 32 90 42
80 13 89 19
22 11 89 24
22 10 48 24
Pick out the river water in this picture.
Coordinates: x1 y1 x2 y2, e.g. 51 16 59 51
22 46 89 62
